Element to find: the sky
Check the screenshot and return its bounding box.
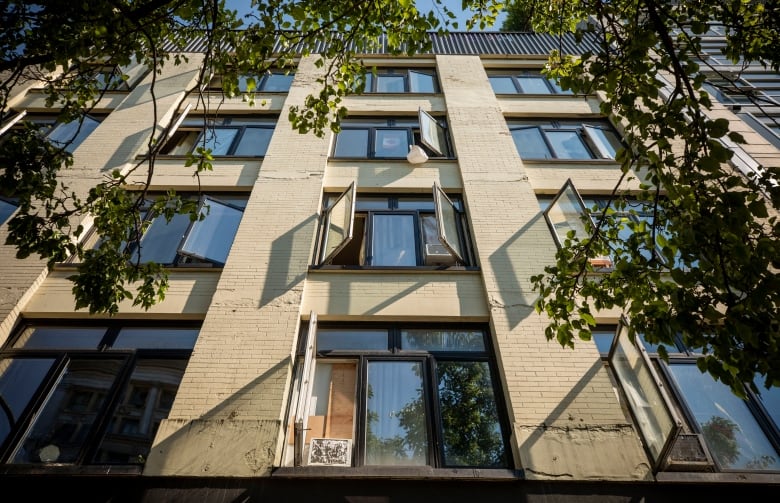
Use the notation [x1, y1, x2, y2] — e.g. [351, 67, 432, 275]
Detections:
[225, 0, 508, 32]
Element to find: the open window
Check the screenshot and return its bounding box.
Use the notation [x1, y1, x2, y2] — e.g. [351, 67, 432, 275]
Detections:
[360, 68, 438, 94]
[161, 114, 275, 157]
[177, 196, 245, 266]
[418, 108, 447, 157]
[332, 117, 452, 159]
[284, 320, 510, 468]
[542, 178, 592, 248]
[315, 184, 473, 268]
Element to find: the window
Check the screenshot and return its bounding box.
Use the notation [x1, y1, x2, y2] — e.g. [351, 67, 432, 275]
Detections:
[738, 112, 780, 149]
[315, 183, 474, 268]
[7, 113, 103, 154]
[122, 194, 246, 267]
[285, 317, 510, 468]
[360, 68, 438, 93]
[92, 65, 130, 91]
[488, 70, 573, 95]
[208, 71, 295, 93]
[0, 198, 18, 225]
[509, 119, 621, 160]
[0, 323, 199, 466]
[161, 116, 275, 156]
[333, 110, 452, 159]
[608, 321, 780, 472]
[540, 180, 668, 268]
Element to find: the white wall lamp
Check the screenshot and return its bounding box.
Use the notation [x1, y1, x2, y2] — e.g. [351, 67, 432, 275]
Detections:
[407, 144, 428, 164]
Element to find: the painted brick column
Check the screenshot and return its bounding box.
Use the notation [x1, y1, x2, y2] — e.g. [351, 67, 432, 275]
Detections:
[436, 55, 651, 481]
[145, 55, 328, 477]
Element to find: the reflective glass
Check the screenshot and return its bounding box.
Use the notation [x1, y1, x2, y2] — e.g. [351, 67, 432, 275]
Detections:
[401, 330, 484, 351]
[334, 129, 369, 157]
[668, 364, 780, 470]
[409, 71, 436, 93]
[46, 116, 100, 153]
[511, 127, 551, 159]
[365, 361, 427, 465]
[196, 128, 239, 155]
[545, 183, 589, 246]
[93, 359, 187, 464]
[317, 329, 388, 351]
[135, 212, 192, 264]
[755, 385, 780, 429]
[376, 75, 406, 93]
[233, 127, 273, 156]
[13, 327, 106, 349]
[371, 214, 417, 266]
[516, 77, 552, 94]
[262, 73, 294, 92]
[11, 359, 124, 464]
[0, 358, 56, 448]
[546, 130, 591, 159]
[437, 361, 507, 467]
[113, 328, 199, 350]
[489, 77, 518, 94]
[178, 198, 243, 265]
[374, 129, 409, 158]
[0, 199, 18, 225]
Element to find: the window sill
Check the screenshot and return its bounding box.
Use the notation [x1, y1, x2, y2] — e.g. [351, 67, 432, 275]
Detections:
[136, 155, 264, 161]
[350, 92, 442, 97]
[54, 262, 221, 271]
[521, 158, 618, 164]
[272, 465, 520, 480]
[309, 265, 480, 273]
[0, 463, 143, 476]
[329, 157, 456, 162]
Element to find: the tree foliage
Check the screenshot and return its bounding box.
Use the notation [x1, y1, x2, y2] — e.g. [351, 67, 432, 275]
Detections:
[0, 0, 501, 314]
[515, 0, 780, 395]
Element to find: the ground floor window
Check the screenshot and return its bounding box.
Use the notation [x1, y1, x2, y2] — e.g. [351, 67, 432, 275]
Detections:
[284, 318, 510, 469]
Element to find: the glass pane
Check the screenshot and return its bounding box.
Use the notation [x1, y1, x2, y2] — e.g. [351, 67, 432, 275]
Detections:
[545, 182, 589, 246]
[610, 327, 677, 463]
[93, 359, 187, 464]
[437, 361, 507, 467]
[420, 214, 440, 246]
[546, 130, 592, 159]
[371, 214, 417, 266]
[334, 129, 369, 158]
[113, 328, 199, 350]
[591, 330, 614, 354]
[374, 129, 409, 158]
[0, 199, 18, 225]
[237, 75, 258, 92]
[668, 364, 780, 470]
[365, 361, 427, 465]
[321, 184, 355, 264]
[196, 128, 239, 155]
[401, 330, 485, 351]
[584, 125, 621, 159]
[511, 127, 552, 159]
[178, 198, 244, 265]
[418, 110, 447, 157]
[135, 212, 192, 264]
[376, 75, 406, 93]
[755, 386, 780, 430]
[434, 186, 464, 262]
[516, 76, 552, 94]
[396, 198, 435, 211]
[46, 116, 100, 153]
[0, 358, 56, 448]
[317, 329, 388, 351]
[13, 327, 106, 349]
[548, 77, 573, 94]
[409, 71, 436, 93]
[11, 359, 123, 464]
[489, 77, 518, 94]
[233, 127, 273, 156]
[261, 73, 294, 92]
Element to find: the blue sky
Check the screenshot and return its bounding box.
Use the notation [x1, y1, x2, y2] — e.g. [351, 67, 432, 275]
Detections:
[225, 0, 507, 31]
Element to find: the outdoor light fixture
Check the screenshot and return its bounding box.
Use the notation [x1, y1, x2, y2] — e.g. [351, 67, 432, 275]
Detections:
[407, 144, 428, 164]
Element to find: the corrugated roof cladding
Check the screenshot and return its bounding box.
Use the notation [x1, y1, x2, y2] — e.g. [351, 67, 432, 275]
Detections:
[161, 31, 598, 56]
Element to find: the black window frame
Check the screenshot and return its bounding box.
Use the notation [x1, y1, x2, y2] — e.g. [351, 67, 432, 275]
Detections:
[0, 321, 200, 467]
[508, 119, 623, 160]
[487, 70, 574, 95]
[360, 68, 440, 94]
[207, 70, 296, 93]
[285, 318, 512, 469]
[4, 111, 105, 154]
[313, 184, 475, 269]
[160, 115, 276, 157]
[332, 112, 453, 160]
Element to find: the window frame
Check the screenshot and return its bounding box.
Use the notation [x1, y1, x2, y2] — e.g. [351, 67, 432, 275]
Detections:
[508, 119, 622, 160]
[332, 112, 452, 160]
[361, 68, 439, 94]
[286, 318, 511, 469]
[0, 321, 200, 467]
[314, 184, 474, 268]
[160, 115, 276, 157]
[207, 71, 295, 93]
[487, 70, 574, 95]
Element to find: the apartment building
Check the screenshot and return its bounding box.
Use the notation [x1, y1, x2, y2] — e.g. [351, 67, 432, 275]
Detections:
[0, 31, 778, 501]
